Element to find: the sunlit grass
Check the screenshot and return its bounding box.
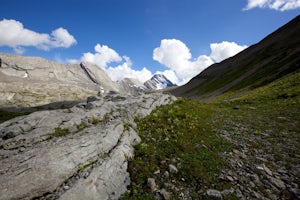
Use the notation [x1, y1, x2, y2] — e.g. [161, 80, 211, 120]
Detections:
[123, 71, 300, 199]
[122, 99, 233, 199]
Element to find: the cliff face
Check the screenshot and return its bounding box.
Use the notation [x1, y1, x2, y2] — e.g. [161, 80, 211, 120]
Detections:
[119, 78, 146, 95]
[0, 53, 138, 107]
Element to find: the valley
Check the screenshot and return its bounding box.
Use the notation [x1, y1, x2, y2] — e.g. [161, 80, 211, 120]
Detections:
[0, 15, 299, 200]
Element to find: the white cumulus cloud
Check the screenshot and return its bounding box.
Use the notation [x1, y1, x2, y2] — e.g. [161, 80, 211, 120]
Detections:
[210, 41, 248, 63]
[79, 44, 153, 83]
[81, 44, 122, 69]
[244, 0, 300, 11]
[0, 19, 76, 53]
[153, 39, 214, 84]
[50, 27, 77, 48]
[153, 39, 248, 85]
[73, 40, 247, 86]
[0, 19, 49, 49]
[106, 56, 153, 83]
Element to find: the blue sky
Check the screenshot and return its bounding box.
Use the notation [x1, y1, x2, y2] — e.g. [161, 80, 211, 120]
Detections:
[0, 0, 299, 84]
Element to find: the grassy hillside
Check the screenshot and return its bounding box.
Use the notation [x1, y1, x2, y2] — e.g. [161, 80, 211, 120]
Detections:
[122, 71, 300, 199]
[170, 15, 300, 101]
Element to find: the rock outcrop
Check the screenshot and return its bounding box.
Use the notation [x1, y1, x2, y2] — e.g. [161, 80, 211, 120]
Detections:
[0, 93, 176, 200]
[0, 53, 145, 107]
[119, 78, 146, 95]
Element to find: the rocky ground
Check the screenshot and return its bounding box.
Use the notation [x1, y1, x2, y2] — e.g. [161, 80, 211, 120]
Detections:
[0, 93, 176, 200]
[0, 93, 299, 200]
[215, 103, 300, 200]
[121, 97, 299, 200]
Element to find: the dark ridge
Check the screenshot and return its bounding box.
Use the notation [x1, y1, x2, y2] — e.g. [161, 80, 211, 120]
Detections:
[170, 15, 300, 101]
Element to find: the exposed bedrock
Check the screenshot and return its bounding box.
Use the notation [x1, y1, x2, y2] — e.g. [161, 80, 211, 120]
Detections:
[0, 93, 176, 200]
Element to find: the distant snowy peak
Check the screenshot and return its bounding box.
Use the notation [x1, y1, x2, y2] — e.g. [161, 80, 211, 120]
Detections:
[144, 74, 177, 90]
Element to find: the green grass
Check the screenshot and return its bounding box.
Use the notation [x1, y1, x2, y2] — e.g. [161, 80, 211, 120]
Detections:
[48, 127, 71, 138]
[123, 122, 131, 132]
[87, 111, 113, 125]
[122, 98, 233, 199]
[185, 45, 299, 99]
[232, 71, 300, 103]
[123, 71, 300, 199]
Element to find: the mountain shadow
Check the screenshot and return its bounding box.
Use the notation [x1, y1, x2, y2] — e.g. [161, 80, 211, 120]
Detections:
[170, 15, 300, 101]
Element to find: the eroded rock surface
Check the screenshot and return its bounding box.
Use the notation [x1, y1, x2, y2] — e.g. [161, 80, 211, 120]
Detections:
[0, 53, 146, 107]
[0, 93, 176, 200]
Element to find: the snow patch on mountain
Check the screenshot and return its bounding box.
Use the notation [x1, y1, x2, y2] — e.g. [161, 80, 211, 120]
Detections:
[144, 74, 177, 90]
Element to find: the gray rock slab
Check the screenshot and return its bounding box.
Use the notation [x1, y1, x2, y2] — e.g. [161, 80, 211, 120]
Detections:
[0, 93, 176, 200]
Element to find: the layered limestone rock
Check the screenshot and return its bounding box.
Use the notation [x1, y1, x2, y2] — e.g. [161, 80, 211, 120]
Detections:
[119, 78, 146, 95]
[0, 93, 176, 200]
[0, 53, 141, 107]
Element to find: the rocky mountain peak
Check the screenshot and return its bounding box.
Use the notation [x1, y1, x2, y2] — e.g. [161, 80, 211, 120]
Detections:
[144, 74, 177, 90]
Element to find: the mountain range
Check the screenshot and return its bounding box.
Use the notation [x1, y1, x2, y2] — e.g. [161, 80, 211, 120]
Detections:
[0, 15, 299, 200]
[0, 54, 175, 108]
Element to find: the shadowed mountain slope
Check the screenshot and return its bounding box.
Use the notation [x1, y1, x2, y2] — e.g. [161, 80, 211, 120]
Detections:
[170, 15, 300, 101]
